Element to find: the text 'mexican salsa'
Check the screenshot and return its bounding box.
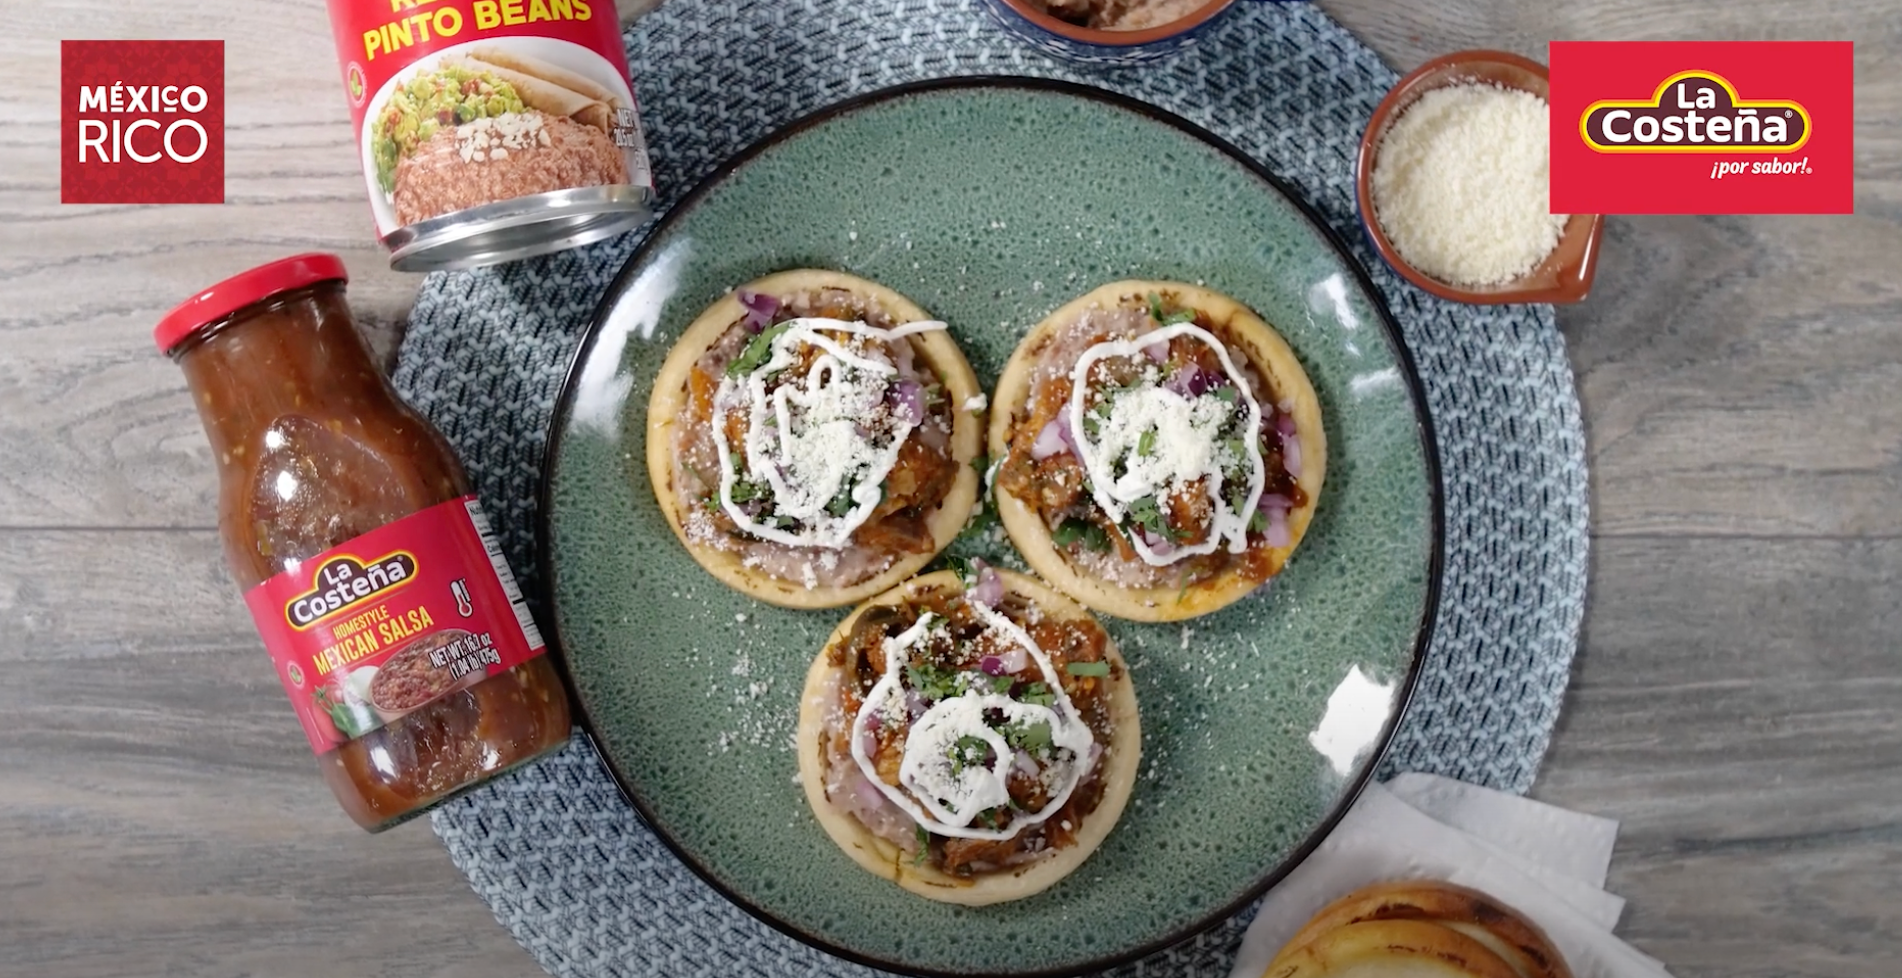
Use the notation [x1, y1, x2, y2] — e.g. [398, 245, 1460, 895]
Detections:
[157, 253, 570, 830]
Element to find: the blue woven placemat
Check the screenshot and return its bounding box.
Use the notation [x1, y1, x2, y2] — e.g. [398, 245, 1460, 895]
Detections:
[390, 2, 1589, 976]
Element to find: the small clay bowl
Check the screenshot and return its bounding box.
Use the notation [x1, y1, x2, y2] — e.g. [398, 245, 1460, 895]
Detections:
[982, 0, 1256, 64]
[1356, 49, 1604, 304]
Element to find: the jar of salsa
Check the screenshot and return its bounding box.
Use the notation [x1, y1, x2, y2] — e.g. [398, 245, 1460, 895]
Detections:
[157, 253, 571, 831]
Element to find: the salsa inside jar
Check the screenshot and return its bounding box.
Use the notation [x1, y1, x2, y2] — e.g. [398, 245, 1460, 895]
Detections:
[159, 254, 571, 831]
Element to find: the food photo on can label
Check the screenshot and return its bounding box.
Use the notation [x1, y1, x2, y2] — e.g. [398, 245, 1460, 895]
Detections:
[12, 2, 1886, 978]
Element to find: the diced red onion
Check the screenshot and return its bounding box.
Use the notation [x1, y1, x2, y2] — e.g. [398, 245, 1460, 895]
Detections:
[1140, 528, 1175, 557]
[891, 380, 924, 426]
[996, 647, 1027, 673]
[1012, 752, 1039, 777]
[860, 728, 879, 757]
[846, 774, 889, 818]
[980, 655, 1006, 677]
[1031, 417, 1068, 460]
[864, 711, 881, 732]
[970, 559, 1004, 608]
[1164, 364, 1218, 399]
[1258, 493, 1293, 511]
[905, 690, 927, 719]
[1277, 399, 1294, 414]
[1142, 338, 1168, 363]
[1275, 411, 1296, 437]
[737, 289, 779, 332]
[1284, 433, 1303, 479]
[1056, 409, 1081, 455]
[1265, 505, 1291, 548]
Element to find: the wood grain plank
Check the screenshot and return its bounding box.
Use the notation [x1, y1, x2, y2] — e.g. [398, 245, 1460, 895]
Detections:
[0, 650, 540, 978]
[1569, 213, 1902, 538]
[0, 530, 252, 663]
[1534, 535, 1902, 977]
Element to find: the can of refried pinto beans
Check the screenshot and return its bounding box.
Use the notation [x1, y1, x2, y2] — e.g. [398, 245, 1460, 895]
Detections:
[325, 0, 655, 271]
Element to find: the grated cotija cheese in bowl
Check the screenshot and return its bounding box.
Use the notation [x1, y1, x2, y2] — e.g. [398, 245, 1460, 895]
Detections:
[1371, 82, 1567, 288]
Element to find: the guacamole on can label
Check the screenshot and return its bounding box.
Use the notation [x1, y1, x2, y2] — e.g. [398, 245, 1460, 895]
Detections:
[325, 0, 655, 270]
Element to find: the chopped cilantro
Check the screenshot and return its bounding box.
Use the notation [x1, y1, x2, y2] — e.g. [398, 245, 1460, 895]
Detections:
[914, 824, 930, 865]
[825, 485, 856, 517]
[906, 661, 961, 702]
[725, 323, 791, 377]
[1066, 661, 1111, 678]
[1127, 494, 1188, 544]
[954, 504, 999, 543]
[985, 673, 1015, 695]
[1137, 428, 1157, 458]
[944, 554, 975, 585]
[729, 480, 765, 503]
[1052, 519, 1111, 554]
[1005, 720, 1053, 753]
[970, 451, 989, 476]
[976, 808, 1000, 830]
[923, 383, 946, 408]
[1146, 291, 1196, 326]
[948, 734, 991, 774]
[1249, 508, 1269, 533]
[1213, 385, 1239, 404]
[1020, 682, 1056, 707]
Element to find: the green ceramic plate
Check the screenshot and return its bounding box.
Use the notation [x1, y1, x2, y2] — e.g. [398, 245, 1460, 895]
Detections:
[540, 78, 1440, 977]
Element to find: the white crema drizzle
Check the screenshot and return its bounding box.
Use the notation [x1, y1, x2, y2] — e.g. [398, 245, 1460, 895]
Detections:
[711, 316, 947, 549]
[849, 605, 1097, 841]
[1067, 323, 1266, 567]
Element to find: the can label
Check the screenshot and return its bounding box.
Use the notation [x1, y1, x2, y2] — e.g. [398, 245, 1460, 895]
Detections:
[244, 496, 549, 754]
[325, 0, 654, 236]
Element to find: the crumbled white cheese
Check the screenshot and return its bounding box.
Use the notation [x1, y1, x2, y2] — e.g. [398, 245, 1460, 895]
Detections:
[1068, 324, 1266, 566]
[1372, 83, 1567, 287]
[712, 317, 947, 549]
[455, 112, 550, 163]
[849, 603, 1095, 841]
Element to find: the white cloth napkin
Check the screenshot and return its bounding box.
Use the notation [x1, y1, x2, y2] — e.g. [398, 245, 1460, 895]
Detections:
[1229, 774, 1672, 978]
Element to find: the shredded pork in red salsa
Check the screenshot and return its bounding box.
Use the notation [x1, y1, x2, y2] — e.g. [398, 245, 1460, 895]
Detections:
[997, 293, 1306, 591]
[673, 288, 962, 589]
[820, 574, 1118, 876]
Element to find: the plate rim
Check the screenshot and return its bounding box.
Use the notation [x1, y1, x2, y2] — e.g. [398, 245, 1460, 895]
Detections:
[535, 75, 1445, 978]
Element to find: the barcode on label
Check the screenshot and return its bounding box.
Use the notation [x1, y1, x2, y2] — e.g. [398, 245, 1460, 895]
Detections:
[464, 500, 546, 650]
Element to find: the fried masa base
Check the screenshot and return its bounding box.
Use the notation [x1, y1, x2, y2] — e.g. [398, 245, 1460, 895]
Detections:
[988, 279, 1328, 623]
[794, 570, 1142, 905]
[646, 269, 982, 609]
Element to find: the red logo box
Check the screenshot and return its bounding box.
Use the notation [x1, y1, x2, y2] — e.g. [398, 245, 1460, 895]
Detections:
[61, 40, 224, 204]
[1549, 41, 1853, 214]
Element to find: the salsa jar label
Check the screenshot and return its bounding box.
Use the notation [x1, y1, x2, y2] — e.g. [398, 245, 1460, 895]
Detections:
[243, 496, 548, 754]
[324, 0, 654, 237]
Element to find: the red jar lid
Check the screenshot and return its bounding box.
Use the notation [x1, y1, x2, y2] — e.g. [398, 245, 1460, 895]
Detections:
[153, 252, 349, 354]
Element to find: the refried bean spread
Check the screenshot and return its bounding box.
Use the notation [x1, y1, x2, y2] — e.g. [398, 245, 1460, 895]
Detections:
[157, 254, 571, 831]
[1026, 0, 1212, 30]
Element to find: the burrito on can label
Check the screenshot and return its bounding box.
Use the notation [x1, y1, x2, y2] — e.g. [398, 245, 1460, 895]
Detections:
[326, 0, 656, 271]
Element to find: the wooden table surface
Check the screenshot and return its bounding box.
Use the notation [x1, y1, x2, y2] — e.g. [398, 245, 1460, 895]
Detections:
[4, 2, 1897, 976]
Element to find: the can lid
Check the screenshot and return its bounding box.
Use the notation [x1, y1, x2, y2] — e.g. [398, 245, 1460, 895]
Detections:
[153, 253, 349, 354]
